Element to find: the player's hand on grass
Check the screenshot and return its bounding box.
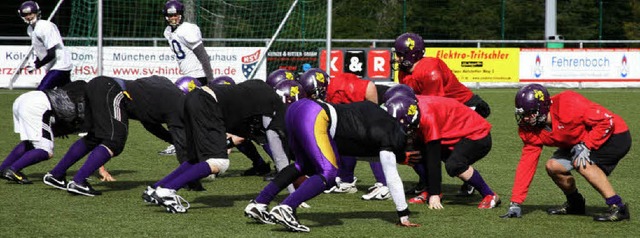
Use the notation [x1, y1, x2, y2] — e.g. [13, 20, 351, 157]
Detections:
[396, 216, 420, 227]
[428, 195, 444, 209]
[99, 166, 116, 182]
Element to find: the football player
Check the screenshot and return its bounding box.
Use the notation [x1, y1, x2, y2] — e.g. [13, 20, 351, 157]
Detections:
[147, 80, 295, 213]
[163, 0, 213, 86]
[0, 81, 115, 184]
[18, 1, 72, 90]
[297, 69, 392, 201]
[42, 75, 188, 197]
[501, 84, 631, 222]
[393, 32, 491, 198]
[266, 69, 297, 88]
[385, 95, 500, 210]
[244, 98, 420, 232]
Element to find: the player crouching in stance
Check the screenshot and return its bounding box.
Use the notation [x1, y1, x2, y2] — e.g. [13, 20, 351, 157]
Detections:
[1, 81, 88, 184]
[385, 95, 500, 209]
[244, 98, 420, 232]
[501, 84, 631, 222]
[147, 80, 292, 213]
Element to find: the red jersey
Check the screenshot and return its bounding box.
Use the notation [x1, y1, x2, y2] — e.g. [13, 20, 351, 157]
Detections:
[326, 72, 369, 104]
[399, 57, 473, 104]
[510, 90, 629, 204]
[416, 95, 491, 146]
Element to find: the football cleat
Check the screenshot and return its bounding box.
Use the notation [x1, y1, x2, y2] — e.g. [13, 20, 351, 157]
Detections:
[152, 187, 190, 213]
[547, 197, 586, 215]
[408, 191, 443, 204]
[142, 186, 159, 205]
[67, 181, 102, 197]
[456, 182, 476, 197]
[244, 200, 275, 224]
[361, 183, 391, 200]
[158, 144, 176, 156]
[43, 173, 67, 190]
[593, 204, 630, 222]
[298, 202, 311, 209]
[478, 194, 501, 209]
[324, 177, 357, 194]
[405, 182, 426, 195]
[242, 163, 271, 176]
[270, 205, 310, 232]
[1, 168, 33, 184]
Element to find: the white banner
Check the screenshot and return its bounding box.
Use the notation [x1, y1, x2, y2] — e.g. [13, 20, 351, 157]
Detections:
[519, 48, 640, 82]
[0, 46, 267, 88]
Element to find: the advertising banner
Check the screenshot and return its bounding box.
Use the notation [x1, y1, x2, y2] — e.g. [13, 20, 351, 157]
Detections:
[0, 46, 267, 88]
[320, 48, 393, 81]
[519, 48, 640, 82]
[426, 48, 520, 82]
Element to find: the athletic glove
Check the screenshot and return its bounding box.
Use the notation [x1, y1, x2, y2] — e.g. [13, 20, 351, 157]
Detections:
[500, 202, 522, 218]
[570, 142, 592, 169]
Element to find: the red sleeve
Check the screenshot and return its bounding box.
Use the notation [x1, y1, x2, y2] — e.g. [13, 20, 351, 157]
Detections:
[582, 105, 615, 150]
[510, 131, 543, 204]
[326, 73, 368, 104]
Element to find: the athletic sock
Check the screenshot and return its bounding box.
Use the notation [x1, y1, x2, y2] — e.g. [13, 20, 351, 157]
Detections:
[237, 141, 265, 167]
[338, 156, 357, 183]
[73, 146, 112, 184]
[164, 161, 212, 190]
[369, 161, 387, 185]
[466, 169, 494, 197]
[0, 141, 32, 171]
[282, 175, 325, 210]
[605, 194, 624, 208]
[9, 149, 49, 171]
[50, 139, 90, 178]
[154, 161, 194, 188]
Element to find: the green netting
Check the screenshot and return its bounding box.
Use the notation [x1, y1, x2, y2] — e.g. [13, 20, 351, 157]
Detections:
[67, 0, 327, 72]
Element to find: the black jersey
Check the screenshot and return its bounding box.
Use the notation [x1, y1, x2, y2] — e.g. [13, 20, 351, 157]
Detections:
[124, 75, 185, 127]
[210, 80, 286, 138]
[325, 100, 406, 159]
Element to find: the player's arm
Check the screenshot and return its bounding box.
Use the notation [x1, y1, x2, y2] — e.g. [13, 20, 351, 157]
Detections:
[582, 105, 615, 150]
[422, 139, 444, 209]
[35, 47, 56, 68]
[379, 150, 419, 227]
[364, 81, 378, 104]
[193, 44, 214, 82]
[141, 122, 173, 144]
[509, 143, 543, 204]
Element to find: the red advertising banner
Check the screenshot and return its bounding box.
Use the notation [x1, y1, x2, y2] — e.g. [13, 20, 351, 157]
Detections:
[319, 50, 344, 76]
[367, 49, 392, 79]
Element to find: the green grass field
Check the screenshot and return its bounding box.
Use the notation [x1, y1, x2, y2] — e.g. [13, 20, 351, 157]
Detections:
[0, 88, 638, 237]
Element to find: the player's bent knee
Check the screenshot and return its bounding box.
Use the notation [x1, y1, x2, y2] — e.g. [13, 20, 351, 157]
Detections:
[445, 161, 467, 177]
[545, 159, 569, 174]
[101, 141, 125, 156]
[206, 158, 230, 175]
[272, 164, 302, 188]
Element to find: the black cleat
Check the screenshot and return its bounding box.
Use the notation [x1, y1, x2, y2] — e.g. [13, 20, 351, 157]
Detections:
[456, 182, 476, 197]
[405, 182, 426, 195]
[547, 197, 586, 215]
[67, 181, 102, 197]
[243, 163, 271, 176]
[2, 168, 33, 184]
[593, 204, 630, 222]
[43, 172, 67, 190]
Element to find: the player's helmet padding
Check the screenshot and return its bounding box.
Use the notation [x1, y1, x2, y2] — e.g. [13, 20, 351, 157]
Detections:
[175, 76, 201, 94]
[382, 95, 420, 134]
[266, 69, 296, 88]
[393, 33, 425, 72]
[274, 80, 307, 105]
[18, 1, 40, 24]
[515, 83, 551, 129]
[163, 0, 184, 27]
[298, 68, 329, 100]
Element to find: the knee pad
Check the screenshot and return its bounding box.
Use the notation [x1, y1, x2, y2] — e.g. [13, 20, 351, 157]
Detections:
[206, 158, 230, 175]
[445, 159, 468, 177]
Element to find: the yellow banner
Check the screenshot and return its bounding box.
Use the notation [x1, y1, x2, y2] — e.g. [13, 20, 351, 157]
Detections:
[425, 48, 520, 82]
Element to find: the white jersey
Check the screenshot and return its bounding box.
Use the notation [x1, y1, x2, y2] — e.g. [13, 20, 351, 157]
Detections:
[163, 22, 206, 78]
[27, 20, 72, 71]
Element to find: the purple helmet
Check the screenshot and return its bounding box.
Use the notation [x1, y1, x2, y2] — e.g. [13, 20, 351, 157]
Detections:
[515, 83, 551, 129]
[163, 0, 184, 27]
[266, 69, 296, 88]
[274, 80, 307, 105]
[175, 76, 201, 94]
[393, 33, 425, 72]
[382, 95, 420, 133]
[18, 1, 40, 24]
[382, 84, 416, 103]
[209, 76, 236, 86]
[298, 68, 329, 100]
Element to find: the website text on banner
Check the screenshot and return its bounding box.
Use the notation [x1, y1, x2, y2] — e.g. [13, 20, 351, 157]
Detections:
[0, 46, 267, 88]
[426, 48, 520, 83]
[519, 48, 640, 83]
